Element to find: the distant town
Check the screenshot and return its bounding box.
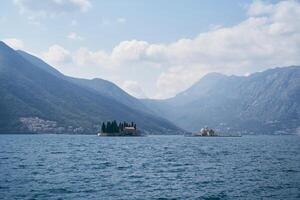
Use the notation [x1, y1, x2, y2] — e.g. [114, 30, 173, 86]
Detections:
[20, 117, 85, 134]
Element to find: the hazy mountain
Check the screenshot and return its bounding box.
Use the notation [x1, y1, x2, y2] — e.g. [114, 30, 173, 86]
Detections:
[17, 50, 63, 78]
[0, 41, 182, 134]
[18, 50, 153, 114]
[3, 40, 299, 135]
[143, 66, 300, 134]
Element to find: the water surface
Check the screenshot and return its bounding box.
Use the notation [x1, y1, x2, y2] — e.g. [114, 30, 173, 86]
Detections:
[0, 134, 299, 199]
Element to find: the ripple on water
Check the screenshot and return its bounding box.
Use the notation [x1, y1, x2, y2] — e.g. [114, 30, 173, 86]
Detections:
[0, 135, 299, 200]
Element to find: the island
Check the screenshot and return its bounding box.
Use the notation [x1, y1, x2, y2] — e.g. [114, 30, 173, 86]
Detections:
[97, 121, 142, 136]
[191, 127, 241, 137]
[192, 127, 217, 136]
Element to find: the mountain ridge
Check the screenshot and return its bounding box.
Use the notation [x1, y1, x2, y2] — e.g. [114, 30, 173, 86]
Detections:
[0, 41, 183, 134]
[2, 40, 299, 135]
[17, 49, 155, 115]
[143, 66, 300, 134]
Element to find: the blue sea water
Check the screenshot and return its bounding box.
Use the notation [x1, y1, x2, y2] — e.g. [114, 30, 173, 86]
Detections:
[0, 134, 299, 200]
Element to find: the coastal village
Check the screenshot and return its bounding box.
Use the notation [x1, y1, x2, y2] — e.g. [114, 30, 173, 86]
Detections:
[20, 117, 84, 134]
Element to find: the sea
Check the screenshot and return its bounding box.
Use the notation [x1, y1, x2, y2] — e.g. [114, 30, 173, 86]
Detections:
[0, 134, 299, 200]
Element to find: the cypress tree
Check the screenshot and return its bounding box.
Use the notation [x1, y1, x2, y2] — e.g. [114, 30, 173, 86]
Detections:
[107, 121, 111, 133]
[120, 123, 124, 131]
[118, 122, 121, 132]
[101, 122, 106, 133]
[113, 120, 117, 132]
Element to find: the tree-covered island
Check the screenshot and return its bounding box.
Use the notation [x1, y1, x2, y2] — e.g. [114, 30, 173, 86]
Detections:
[98, 120, 141, 136]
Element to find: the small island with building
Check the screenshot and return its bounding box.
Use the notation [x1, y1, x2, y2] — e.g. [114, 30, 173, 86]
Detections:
[97, 120, 142, 136]
[191, 127, 242, 137]
[192, 127, 217, 136]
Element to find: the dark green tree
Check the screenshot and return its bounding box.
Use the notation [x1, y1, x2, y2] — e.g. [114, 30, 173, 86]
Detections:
[102, 120, 137, 134]
[101, 122, 106, 133]
[112, 120, 116, 132]
[107, 121, 111, 133]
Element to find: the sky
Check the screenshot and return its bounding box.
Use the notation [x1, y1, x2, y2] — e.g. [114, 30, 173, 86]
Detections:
[1, 0, 300, 99]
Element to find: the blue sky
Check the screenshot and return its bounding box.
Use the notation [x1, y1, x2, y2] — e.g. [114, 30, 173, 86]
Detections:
[1, 0, 299, 98]
[1, 0, 253, 51]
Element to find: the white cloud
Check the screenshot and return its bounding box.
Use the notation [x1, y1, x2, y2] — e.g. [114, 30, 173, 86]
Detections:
[122, 80, 147, 99]
[111, 40, 150, 63]
[67, 32, 84, 40]
[69, 0, 91, 12]
[73, 47, 110, 66]
[247, 0, 274, 16]
[117, 18, 126, 23]
[40, 1, 300, 99]
[2, 38, 24, 50]
[42, 44, 71, 65]
[155, 65, 209, 99]
[209, 24, 223, 31]
[14, 0, 91, 20]
[99, 18, 127, 26]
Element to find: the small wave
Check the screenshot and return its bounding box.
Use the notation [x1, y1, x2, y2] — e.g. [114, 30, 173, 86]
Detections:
[48, 188, 73, 194]
[50, 151, 65, 154]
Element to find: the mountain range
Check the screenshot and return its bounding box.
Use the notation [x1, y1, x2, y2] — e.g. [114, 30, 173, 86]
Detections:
[1, 40, 299, 135]
[143, 67, 300, 134]
[0, 41, 182, 134]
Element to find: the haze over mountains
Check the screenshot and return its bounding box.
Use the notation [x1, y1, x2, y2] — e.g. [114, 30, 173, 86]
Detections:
[143, 67, 300, 134]
[0, 41, 299, 135]
[0, 41, 182, 134]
